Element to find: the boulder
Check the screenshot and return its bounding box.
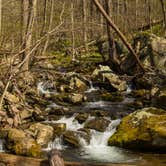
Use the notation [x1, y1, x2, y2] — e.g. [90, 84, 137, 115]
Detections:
[50, 123, 66, 136]
[28, 123, 54, 147]
[70, 77, 87, 92]
[63, 130, 90, 147]
[92, 65, 127, 91]
[7, 128, 41, 157]
[101, 93, 124, 102]
[68, 93, 86, 104]
[75, 113, 89, 124]
[84, 117, 110, 132]
[13, 137, 41, 157]
[154, 89, 166, 110]
[108, 107, 166, 151]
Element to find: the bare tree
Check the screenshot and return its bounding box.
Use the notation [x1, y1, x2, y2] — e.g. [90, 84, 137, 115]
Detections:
[82, 0, 88, 51]
[160, 0, 166, 36]
[92, 0, 145, 72]
[21, 0, 37, 72]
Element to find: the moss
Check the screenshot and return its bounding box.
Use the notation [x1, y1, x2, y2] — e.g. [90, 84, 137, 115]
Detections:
[101, 93, 124, 102]
[108, 107, 166, 150]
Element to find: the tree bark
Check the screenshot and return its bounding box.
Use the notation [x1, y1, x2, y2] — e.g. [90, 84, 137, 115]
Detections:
[71, 0, 76, 60]
[82, 0, 88, 51]
[21, 0, 37, 72]
[0, 0, 2, 36]
[42, 0, 54, 55]
[92, 0, 145, 72]
[160, 0, 166, 36]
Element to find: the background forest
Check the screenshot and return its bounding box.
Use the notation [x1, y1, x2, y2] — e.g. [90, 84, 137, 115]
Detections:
[0, 1, 166, 166]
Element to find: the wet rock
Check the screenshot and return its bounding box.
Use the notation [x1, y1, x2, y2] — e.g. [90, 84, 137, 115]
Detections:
[69, 93, 86, 104]
[28, 123, 54, 147]
[132, 89, 151, 99]
[108, 107, 166, 151]
[63, 130, 90, 147]
[92, 65, 127, 91]
[75, 113, 89, 124]
[5, 92, 19, 103]
[47, 115, 62, 121]
[101, 93, 124, 102]
[50, 123, 66, 136]
[48, 107, 70, 116]
[154, 89, 166, 110]
[90, 110, 109, 117]
[70, 77, 87, 92]
[84, 117, 110, 132]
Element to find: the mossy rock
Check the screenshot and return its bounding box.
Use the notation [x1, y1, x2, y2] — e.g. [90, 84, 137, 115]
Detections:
[13, 137, 41, 157]
[108, 107, 166, 151]
[101, 93, 124, 102]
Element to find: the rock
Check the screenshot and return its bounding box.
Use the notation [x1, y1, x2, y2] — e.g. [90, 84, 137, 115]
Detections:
[8, 129, 26, 143]
[5, 92, 19, 103]
[90, 110, 109, 117]
[20, 110, 33, 121]
[92, 65, 127, 91]
[75, 113, 89, 124]
[13, 137, 41, 157]
[108, 107, 166, 151]
[154, 89, 166, 110]
[7, 128, 41, 157]
[70, 77, 87, 92]
[101, 93, 124, 102]
[28, 123, 54, 147]
[50, 123, 66, 136]
[84, 117, 110, 132]
[63, 130, 90, 147]
[69, 93, 86, 104]
[48, 107, 70, 116]
[132, 89, 151, 100]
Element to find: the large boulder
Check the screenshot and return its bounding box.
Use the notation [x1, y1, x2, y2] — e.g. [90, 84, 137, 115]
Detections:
[7, 128, 41, 157]
[84, 117, 110, 132]
[108, 107, 166, 151]
[28, 123, 54, 147]
[92, 65, 127, 91]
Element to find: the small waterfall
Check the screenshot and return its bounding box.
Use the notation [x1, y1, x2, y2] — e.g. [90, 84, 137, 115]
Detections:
[85, 81, 98, 93]
[37, 82, 56, 95]
[0, 139, 5, 152]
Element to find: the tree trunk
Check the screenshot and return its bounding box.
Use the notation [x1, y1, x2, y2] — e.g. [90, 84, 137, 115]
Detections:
[42, 0, 54, 55]
[21, 0, 37, 72]
[71, 0, 76, 61]
[105, 0, 120, 70]
[0, 0, 2, 36]
[160, 0, 166, 36]
[92, 0, 145, 72]
[82, 0, 88, 51]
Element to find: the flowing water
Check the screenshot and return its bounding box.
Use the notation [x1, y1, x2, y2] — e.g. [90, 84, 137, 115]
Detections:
[39, 81, 166, 165]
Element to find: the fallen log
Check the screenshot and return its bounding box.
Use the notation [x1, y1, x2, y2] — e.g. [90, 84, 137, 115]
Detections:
[0, 153, 136, 166]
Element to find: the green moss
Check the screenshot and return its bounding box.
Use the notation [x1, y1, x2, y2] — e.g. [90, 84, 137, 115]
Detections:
[108, 107, 166, 149]
[101, 93, 124, 102]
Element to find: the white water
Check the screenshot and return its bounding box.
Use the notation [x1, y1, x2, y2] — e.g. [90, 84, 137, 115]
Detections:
[85, 81, 98, 93]
[0, 139, 5, 152]
[37, 82, 57, 95]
